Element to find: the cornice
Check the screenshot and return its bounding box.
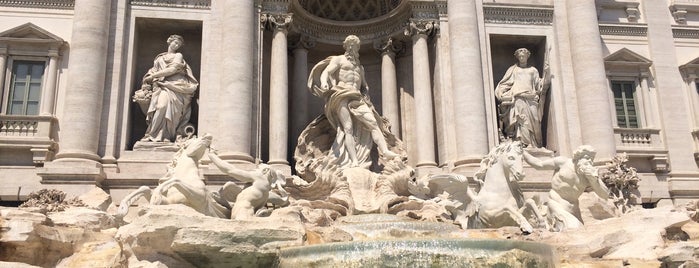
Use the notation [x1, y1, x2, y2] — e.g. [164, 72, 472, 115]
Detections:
[0, 0, 73, 9]
[598, 23, 648, 37]
[483, 4, 553, 25]
[673, 26, 699, 39]
[130, 0, 210, 10]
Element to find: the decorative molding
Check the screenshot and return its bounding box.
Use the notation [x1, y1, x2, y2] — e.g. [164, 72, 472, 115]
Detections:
[373, 37, 404, 56]
[669, 1, 699, 24]
[673, 27, 699, 38]
[599, 23, 648, 36]
[261, 0, 290, 13]
[596, 0, 641, 23]
[409, 0, 440, 20]
[483, 5, 553, 25]
[405, 19, 438, 38]
[0, 0, 73, 9]
[266, 13, 293, 32]
[130, 0, 210, 9]
[289, 0, 411, 45]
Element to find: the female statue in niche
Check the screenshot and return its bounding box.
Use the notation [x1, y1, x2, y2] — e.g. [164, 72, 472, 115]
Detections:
[495, 47, 550, 148]
[133, 34, 199, 142]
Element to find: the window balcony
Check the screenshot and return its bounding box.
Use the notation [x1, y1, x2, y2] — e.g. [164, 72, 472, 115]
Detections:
[0, 115, 57, 165]
[614, 127, 669, 172]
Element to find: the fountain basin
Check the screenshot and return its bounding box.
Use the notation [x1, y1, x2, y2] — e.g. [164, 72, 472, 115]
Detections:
[279, 238, 557, 267]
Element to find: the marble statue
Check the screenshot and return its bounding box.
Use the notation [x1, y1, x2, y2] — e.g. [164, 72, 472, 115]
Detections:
[495, 48, 550, 148]
[523, 145, 611, 231]
[208, 152, 289, 220]
[468, 140, 543, 233]
[290, 35, 412, 216]
[307, 34, 399, 168]
[117, 134, 231, 218]
[133, 34, 199, 142]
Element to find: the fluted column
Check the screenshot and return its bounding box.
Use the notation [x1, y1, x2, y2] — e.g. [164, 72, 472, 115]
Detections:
[408, 20, 438, 171]
[54, 0, 111, 162]
[40, 49, 59, 116]
[448, 0, 489, 170]
[219, 0, 255, 163]
[566, 0, 616, 161]
[267, 13, 292, 172]
[290, 36, 314, 150]
[375, 38, 402, 137]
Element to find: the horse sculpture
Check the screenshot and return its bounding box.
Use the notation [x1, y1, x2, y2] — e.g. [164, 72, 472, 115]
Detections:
[117, 134, 231, 218]
[466, 140, 544, 233]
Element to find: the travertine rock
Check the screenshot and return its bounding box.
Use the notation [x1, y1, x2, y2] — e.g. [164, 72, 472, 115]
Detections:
[78, 187, 112, 211]
[658, 241, 699, 268]
[49, 207, 116, 231]
[579, 192, 618, 223]
[543, 206, 690, 261]
[56, 240, 125, 268]
[116, 204, 305, 267]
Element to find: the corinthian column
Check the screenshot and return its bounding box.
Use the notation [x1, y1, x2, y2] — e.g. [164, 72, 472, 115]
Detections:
[448, 0, 489, 170]
[54, 0, 111, 162]
[290, 36, 315, 150]
[267, 13, 292, 173]
[374, 38, 402, 138]
[407, 19, 438, 172]
[566, 0, 616, 161]
[219, 0, 255, 163]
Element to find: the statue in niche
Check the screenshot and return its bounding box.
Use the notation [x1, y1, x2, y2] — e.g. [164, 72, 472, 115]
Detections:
[523, 145, 611, 231]
[133, 34, 199, 143]
[495, 48, 550, 148]
[290, 35, 412, 215]
[308, 34, 399, 168]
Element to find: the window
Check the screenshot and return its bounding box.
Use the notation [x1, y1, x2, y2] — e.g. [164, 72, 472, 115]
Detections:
[7, 60, 44, 115]
[611, 80, 639, 128]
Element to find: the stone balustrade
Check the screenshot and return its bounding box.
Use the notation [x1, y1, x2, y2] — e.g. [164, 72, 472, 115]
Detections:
[130, 0, 210, 9]
[614, 127, 669, 172]
[0, 115, 57, 165]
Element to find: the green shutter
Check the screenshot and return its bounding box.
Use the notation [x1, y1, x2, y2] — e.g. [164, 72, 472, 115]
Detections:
[7, 61, 44, 115]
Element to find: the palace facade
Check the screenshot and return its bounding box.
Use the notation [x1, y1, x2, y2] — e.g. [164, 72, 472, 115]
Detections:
[0, 0, 698, 205]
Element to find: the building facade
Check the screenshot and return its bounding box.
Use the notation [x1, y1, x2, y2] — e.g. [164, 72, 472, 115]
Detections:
[0, 0, 698, 204]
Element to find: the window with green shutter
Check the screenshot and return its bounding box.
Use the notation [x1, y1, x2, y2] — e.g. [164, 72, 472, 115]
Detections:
[7, 60, 45, 115]
[611, 80, 639, 128]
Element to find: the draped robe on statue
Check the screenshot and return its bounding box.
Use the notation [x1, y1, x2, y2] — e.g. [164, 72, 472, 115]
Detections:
[304, 56, 396, 169]
[142, 52, 199, 142]
[495, 64, 544, 147]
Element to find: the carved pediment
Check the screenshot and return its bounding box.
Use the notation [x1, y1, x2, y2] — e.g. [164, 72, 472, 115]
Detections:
[604, 48, 652, 68]
[0, 23, 64, 45]
[679, 56, 699, 77]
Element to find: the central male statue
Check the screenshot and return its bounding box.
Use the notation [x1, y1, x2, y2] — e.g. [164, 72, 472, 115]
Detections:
[307, 35, 399, 168]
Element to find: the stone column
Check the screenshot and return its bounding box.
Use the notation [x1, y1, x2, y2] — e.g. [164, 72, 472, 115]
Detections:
[54, 0, 111, 162]
[375, 38, 402, 137]
[688, 75, 699, 127]
[290, 36, 314, 150]
[40, 50, 59, 116]
[267, 13, 292, 173]
[219, 0, 255, 163]
[408, 20, 438, 171]
[639, 74, 655, 127]
[448, 0, 489, 170]
[0, 48, 6, 94]
[566, 0, 616, 161]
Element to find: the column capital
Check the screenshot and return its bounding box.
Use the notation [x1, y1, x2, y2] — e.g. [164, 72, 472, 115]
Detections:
[289, 35, 315, 50]
[0, 46, 7, 56]
[404, 19, 439, 38]
[373, 37, 404, 57]
[263, 13, 293, 32]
